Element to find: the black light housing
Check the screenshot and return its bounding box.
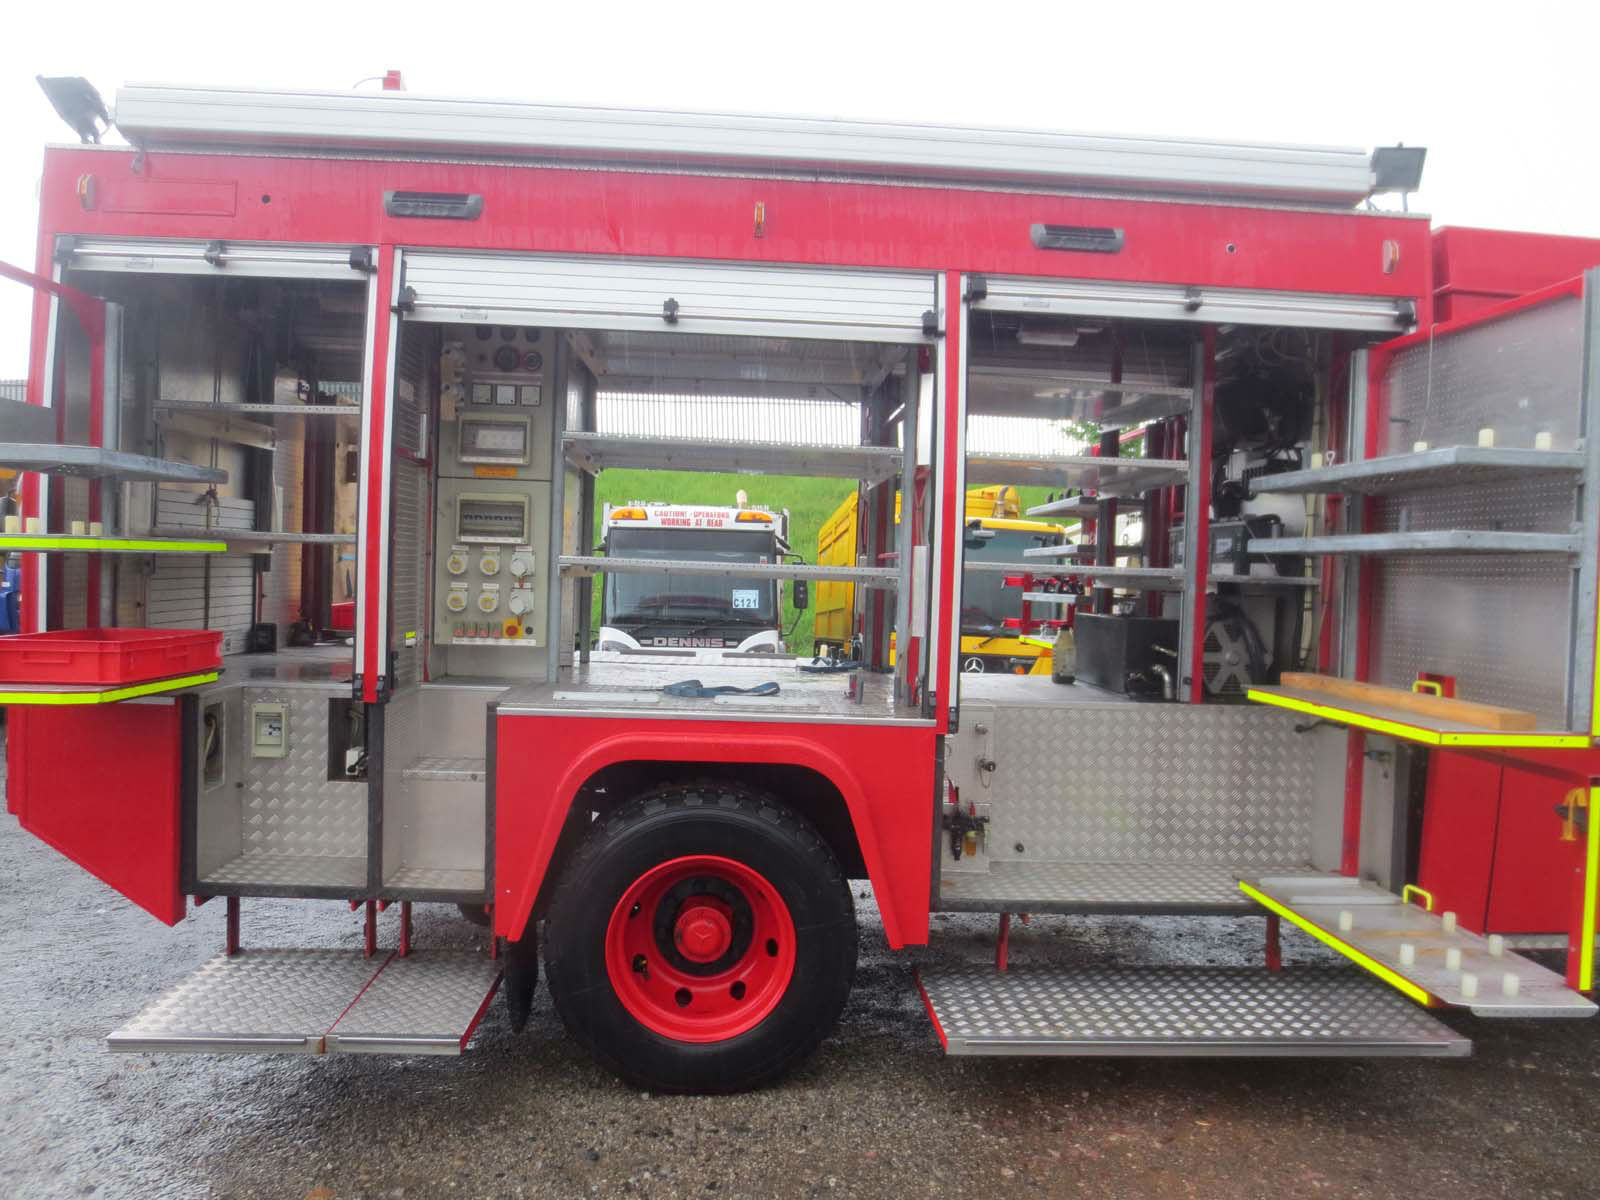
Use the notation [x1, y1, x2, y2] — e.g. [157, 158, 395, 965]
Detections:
[36, 75, 110, 144]
[1371, 145, 1427, 194]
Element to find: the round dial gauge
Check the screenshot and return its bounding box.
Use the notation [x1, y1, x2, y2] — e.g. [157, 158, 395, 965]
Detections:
[492, 345, 521, 372]
[445, 590, 468, 613]
[479, 552, 501, 576]
[477, 590, 500, 614]
[445, 551, 469, 576]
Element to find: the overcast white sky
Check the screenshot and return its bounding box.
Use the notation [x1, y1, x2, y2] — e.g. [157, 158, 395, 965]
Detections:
[2, 0, 1598, 377]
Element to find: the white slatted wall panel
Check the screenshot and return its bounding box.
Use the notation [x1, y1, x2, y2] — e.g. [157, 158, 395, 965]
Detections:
[148, 488, 257, 652]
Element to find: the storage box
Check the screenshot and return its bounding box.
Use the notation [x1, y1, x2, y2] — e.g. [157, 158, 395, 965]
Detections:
[1074, 614, 1179, 695]
[0, 628, 222, 686]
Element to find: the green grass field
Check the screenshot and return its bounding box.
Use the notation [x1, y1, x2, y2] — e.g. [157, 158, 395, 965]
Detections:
[591, 470, 859, 656]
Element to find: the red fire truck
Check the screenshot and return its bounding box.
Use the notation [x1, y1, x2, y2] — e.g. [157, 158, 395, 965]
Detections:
[5, 76, 1600, 1092]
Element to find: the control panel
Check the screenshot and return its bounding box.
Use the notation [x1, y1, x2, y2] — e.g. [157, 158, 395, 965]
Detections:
[433, 326, 556, 650]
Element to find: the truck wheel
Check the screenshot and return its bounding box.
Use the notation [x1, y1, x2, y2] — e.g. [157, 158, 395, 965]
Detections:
[544, 781, 857, 1093]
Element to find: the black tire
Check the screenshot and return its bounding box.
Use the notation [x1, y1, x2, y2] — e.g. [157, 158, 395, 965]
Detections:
[544, 781, 857, 1093]
[457, 902, 490, 927]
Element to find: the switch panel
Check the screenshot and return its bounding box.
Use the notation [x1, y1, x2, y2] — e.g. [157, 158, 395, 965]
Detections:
[251, 702, 287, 759]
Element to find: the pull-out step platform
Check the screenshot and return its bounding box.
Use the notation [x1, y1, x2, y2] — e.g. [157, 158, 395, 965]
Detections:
[916, 964, 1470, 1057]
[1242, 875, 1597, 1018]
[107, 949, 502, 1055]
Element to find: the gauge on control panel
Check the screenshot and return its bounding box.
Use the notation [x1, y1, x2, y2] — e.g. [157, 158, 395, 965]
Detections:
[479, 551, 501, 576]
[493, 344, 521, 372]
[445, 588, 469, 613]
[446, 549, 469, 576]
[477, 590, 500, 614]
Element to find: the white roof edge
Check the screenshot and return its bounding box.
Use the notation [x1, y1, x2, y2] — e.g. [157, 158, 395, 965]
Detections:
[111, 84, 1382, 207]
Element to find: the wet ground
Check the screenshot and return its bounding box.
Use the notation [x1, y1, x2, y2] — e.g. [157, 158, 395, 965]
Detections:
[3, 811, 1599, 1200]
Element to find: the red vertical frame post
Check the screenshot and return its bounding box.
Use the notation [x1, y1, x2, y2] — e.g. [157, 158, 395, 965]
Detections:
[1185, 328, 1215, 703]
[931, 273, 964, 730]
[355, 247, 399, 702]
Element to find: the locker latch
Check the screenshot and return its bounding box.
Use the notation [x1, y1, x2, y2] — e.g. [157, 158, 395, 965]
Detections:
[1557, 788, 1589, 842]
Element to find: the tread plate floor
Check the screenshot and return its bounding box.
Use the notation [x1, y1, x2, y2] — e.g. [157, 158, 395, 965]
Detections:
[917, 964, 1471, 1057]
[107, 948, 501, 1055]
[938, 861, 1323, 913]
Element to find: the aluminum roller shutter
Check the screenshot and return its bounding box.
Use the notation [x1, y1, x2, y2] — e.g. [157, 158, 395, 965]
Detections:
[974, 275, 1414, 333]
[59, 237, 373, 281]
[400, 252, 937, 344]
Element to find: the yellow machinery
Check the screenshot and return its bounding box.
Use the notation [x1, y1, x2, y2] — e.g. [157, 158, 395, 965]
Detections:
[816, 485, 1067, 674]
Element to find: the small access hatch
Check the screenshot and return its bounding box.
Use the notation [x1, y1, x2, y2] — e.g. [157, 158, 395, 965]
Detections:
[108, 948, 501, 1055]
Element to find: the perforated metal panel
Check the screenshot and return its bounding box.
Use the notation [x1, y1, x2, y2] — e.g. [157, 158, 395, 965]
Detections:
[389, 461, 427, 687]
[1372, 555, 1575, 726]
[1368, 293, 1590, 728]
[971, 704, 1321, 867]
[1381, 296, 1585, 456]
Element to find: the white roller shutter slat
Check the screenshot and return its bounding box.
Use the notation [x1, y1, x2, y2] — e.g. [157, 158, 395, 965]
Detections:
[975, 275, 1412, 333]
[63, 237, 372, 281]
[402, 252, 935, 343]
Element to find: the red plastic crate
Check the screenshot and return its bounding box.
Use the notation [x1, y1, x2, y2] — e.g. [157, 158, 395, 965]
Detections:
[0, 628, 222, 687]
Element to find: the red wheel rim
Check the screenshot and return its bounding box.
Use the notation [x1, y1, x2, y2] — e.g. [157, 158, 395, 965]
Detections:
[605, 854, 797, 1043]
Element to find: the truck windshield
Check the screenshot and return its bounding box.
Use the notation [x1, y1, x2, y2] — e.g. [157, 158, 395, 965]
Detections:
[606, 528, 779, 624]
[961, 527, 1061, 635]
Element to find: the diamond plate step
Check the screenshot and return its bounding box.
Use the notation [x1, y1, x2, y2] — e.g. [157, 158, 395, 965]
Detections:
[401, 756, 487, 782]
[108, 949, 501, 1055]
[916, 964, 1471, 1057]
[938, 860, 1322, 913]
[1243, 874, 1598, 1018]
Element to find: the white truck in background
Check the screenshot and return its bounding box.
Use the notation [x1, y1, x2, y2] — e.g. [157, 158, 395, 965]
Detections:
[595, 499, 798, 658]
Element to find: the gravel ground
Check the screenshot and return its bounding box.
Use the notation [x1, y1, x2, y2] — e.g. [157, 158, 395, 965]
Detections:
[4, 809, 1600, 1200]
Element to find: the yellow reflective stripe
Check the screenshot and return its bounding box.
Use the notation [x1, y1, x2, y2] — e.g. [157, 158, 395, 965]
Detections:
[1583, 786, 1600, 992]
[0, 537, 227, 553]
[1246, 689, 1589, 750]
[1238, 881, 1436, 1007]
[1441, 731, 1590, 749]
[0, 671, 218, 706]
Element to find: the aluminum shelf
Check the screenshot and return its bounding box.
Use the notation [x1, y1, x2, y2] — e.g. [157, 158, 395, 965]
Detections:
[1020, 543, 1144, 559]
[0, 443, 226, 484]
[968, 370, 1194, 428]
[563, 432, 903, 483]
[0, 533, 227, 554]
[966, 454, 1188, 495]
[1025, 495, 1100, 519]
[1257, 531, 1582, 556]
[151, 528, 356, 548]
[1008, 563, 1183, 590]
[1249, 446, 1587, 497]
[559, 554, 898, 587]
[1246, 684, 1587, 749]
[158, 401, 359, 418]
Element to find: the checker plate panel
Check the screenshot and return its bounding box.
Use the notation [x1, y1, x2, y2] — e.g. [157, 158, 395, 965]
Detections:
[982, 704, 1322, 865]
[107, 949, 501, 1055]
[918, 964, 1471, 1057]
[938, 861, 1321, 912]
